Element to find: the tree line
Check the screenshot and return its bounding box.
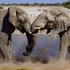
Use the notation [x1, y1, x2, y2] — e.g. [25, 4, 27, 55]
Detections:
[63, 1, 70, 9]
[0, 1, 70, 8]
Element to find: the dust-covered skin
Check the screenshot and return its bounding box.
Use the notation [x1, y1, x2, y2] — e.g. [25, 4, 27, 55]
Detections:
[29, 7, 70, 61]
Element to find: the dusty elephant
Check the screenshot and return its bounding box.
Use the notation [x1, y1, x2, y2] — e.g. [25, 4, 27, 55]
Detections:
[25, 7, 70, 60]
[1, 6, 34, 61]
[1, 6, 32, 44]
[0, 8, 11, 61]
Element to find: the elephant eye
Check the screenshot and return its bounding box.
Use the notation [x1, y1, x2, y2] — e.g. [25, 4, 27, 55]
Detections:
[45, 17, 48, 20]
[32, 29, 39, 34]
[47, 21, 54, 26]
[47, 21, 54, 23]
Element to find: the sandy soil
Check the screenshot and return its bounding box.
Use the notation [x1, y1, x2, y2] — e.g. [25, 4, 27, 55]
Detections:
[0, 59, 70, 70]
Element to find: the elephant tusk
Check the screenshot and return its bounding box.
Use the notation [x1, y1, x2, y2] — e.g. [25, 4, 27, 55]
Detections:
[34, 27, 41, 29]
[33, 34, 35, 36]
[29, 32, 32, 34]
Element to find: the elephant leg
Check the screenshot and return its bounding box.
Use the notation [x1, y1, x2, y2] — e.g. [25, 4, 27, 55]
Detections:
[59, 32, 68, 59]
[68, 46, 70, 53]
[0, 48, 4, 60]
[23, 32, 35, 56]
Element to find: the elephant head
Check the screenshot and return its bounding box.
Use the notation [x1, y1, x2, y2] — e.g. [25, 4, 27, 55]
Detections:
[1, 6, 31, 45]
[30, 10, 55, 34]
[31, 8, 70, 34]
[8, 6, 31, 33]
[15, 8, 31, 33]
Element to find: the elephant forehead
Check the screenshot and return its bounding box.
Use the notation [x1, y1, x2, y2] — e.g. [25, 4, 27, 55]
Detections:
[9, 6, 17, 14]
[16, 7, 26, 14]
[16, 8, 31, 25]
[16, 8, 28, 19]
[42, 10, 55, 21]
[32, 17, 47, 27]
[46, 13, 55, 21]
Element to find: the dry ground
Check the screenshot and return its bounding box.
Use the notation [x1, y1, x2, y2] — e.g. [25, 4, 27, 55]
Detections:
[0, 59, 70, 70]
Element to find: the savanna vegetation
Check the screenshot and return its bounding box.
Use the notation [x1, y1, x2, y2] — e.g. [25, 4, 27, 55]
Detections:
[63, 1, 70, 9]
[0, 1, 70, 9]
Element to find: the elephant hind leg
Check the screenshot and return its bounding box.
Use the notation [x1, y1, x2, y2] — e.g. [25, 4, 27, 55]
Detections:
[0, 48, 4, 60]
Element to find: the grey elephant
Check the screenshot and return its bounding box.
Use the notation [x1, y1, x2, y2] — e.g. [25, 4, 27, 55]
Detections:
[24, 8, 70, 60]
[1, 6, 34, 61]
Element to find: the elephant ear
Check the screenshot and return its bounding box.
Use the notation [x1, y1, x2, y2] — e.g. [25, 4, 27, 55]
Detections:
[16, 8, 31, 33]
[56, 12, 70, 33]
[46, 8, 70, 33]
[1, 7, 15, 34]
[1, 7, 16, 45]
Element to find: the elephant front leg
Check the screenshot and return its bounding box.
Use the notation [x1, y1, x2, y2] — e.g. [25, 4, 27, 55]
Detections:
[59, 32, 68, 60]
[0, 48, 4, 60]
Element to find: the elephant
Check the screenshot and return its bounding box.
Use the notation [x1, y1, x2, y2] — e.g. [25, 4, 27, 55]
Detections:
[24, 8, 70, 61]
[1, 6, 34, 61]
[1, 6, 34, 45]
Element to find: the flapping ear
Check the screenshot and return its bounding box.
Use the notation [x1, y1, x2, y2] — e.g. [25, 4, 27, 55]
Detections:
[1, 8, 15, 34]
[1, 8, 15, 45]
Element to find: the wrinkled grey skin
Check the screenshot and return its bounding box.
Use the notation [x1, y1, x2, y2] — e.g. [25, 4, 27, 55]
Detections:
[30, 10, 55, 34]
[29, 8, 70, 60]
[9, 6, 31, 33]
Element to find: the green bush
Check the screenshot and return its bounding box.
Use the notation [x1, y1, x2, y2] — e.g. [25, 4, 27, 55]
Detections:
[63, 1, 70, 9]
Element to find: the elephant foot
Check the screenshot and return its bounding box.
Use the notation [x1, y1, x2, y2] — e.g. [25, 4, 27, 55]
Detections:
[23, 52, 31, 56]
